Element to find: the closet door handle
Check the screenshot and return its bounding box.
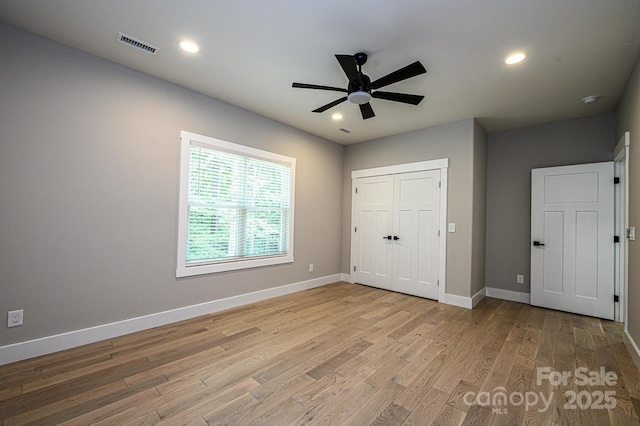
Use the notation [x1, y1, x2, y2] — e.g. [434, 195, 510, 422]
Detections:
[383, 235, 392, 240]
[393, 236, 400, 241]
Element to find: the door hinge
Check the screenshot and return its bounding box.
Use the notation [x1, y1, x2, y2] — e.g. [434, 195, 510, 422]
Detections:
[439, 181, 441, 188]
[614, 235, 620, 243]
[614, 177, 620, 184]
[614, 295, 619, 302]
[355, 187, 358, 194]
[354, 266, 356, 272]
[437, 280, 440, 287]
[354, 226, 357, 233]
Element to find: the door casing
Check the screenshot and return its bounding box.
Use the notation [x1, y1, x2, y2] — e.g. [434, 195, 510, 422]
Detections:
[614, 132, 630, 325]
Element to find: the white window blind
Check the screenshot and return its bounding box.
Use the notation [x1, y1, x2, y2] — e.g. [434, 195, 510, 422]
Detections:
[177, 132, 295, 277]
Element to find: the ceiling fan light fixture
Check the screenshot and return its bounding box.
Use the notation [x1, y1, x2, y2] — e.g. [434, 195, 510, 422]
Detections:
[348, 90, 372, 105]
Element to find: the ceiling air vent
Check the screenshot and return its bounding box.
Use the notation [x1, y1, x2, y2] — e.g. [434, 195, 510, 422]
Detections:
[117, 32, 158, 55]
[339, 128, 352, 133]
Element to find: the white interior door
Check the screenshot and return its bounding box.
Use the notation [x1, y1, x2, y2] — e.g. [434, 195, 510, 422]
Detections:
[353, 170, 440, 300]
[531, 162, 615, 319]
[392, 170, 440, 299]
[353, 175, 393, 290]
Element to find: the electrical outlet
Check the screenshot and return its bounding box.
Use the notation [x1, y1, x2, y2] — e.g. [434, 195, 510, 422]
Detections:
[309, 263, 314, 272]
[628, 227, 636, 241]
[516, 275, 525, 284]
[8, 310, 23, 327]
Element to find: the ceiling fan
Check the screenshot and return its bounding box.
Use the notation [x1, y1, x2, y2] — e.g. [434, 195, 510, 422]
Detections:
[292, 52, 427, 120]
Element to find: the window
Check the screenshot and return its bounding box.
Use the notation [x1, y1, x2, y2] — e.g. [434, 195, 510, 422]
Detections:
[177, 131, 295, 277]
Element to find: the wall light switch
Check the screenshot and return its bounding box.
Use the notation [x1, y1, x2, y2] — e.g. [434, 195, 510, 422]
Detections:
[628, 227, 636, 241]
[517, 274, 525, 284]
[448, 223, 456, 233]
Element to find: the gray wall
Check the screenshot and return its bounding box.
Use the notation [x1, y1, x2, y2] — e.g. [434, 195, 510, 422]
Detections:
[616, 56, 640, 358]
[0, 23, 344, 346]
[342, 118, 482, 298]
[471, 121, 488, 297]
[2, 18, 634, 358]
[485, 113, 616, 294]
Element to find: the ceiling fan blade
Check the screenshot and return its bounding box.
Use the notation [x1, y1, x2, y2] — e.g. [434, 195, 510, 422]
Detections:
[372, 91, 424, 105]
[292, 82, 347, 93]
[336, 54, 361, 85]
[360, 102, 375, 120]
[370, 61, 426, 90]
[312, 96, 348, 113]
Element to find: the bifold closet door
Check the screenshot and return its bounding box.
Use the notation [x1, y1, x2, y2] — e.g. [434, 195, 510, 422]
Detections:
[353, 170, 440, 300]
[392, 170, 440, 299]
[352, 175, 393, 290]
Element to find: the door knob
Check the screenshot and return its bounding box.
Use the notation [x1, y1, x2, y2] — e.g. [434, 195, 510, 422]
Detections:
[533, 241, 545, 247]
[393, 236, 400, 241]
[383, 235, 392, 240]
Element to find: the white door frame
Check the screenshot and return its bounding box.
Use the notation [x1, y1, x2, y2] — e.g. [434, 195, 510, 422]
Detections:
[350, 158, 449, 302]
[614, 132, 630, 324]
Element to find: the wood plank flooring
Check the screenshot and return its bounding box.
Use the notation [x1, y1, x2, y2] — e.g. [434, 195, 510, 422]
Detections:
[1, 282, 639, 425]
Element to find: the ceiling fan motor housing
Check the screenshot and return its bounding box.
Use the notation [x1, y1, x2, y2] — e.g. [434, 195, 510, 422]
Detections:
[347, 73, 372, 105]
[348, 74, 371, 93]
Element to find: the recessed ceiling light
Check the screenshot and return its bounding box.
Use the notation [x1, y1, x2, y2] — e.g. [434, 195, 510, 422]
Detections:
[179, 40, 200, 54]
[505, 52, 526, 65]
[332, 113, 343, 121]
[582, 95, 599, 104]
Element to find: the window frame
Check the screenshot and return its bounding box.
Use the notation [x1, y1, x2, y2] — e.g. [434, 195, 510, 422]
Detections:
[177, 131, 295, 277]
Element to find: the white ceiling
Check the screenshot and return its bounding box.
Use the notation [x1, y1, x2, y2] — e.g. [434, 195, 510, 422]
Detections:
[1, 0, 639, 144]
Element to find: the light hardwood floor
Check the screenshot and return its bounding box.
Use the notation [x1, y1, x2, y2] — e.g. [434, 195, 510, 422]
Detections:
[1, 282, 639, 425]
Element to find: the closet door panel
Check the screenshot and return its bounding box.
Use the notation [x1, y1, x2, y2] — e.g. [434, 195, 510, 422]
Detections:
[392, 170, 440, 300]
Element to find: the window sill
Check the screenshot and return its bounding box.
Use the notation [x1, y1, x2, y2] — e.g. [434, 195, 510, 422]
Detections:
[176, 254, 294, 278]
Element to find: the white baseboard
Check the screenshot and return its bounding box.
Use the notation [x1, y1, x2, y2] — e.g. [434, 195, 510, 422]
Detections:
[485, 287, 531, 304]
[624, 329, 640, 372]
[443, 292, 474, 309]
[330, 273, 479, 309]
[442, 288, 485, 309]
[0, 274, 341, 366]
[444, 288, 531, 308]
[472, 288, 487, 307]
